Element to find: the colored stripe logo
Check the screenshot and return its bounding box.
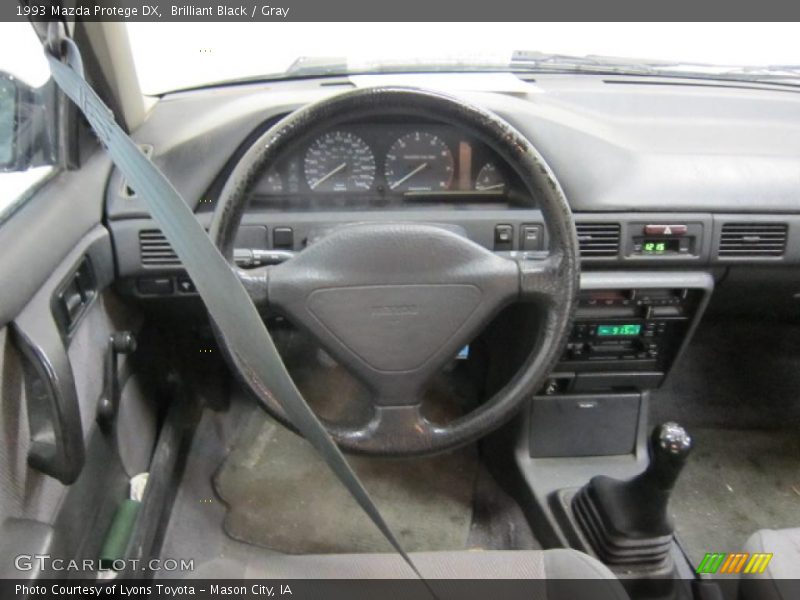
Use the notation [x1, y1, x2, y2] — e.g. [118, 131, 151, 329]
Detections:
[697, 552, 773, 574]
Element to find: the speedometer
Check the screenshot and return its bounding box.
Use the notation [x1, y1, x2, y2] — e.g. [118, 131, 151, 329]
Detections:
[385, 132, 454, 192]
[304, 131, 376, 192]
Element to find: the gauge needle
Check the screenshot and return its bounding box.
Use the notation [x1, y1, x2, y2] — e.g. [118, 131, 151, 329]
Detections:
[476, 183, 505, 191]
[310, 162, 347, 189]
[390, 162, 428, 190]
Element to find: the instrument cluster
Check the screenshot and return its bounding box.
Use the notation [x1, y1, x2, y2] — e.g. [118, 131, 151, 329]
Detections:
[249, 121, 522, 210]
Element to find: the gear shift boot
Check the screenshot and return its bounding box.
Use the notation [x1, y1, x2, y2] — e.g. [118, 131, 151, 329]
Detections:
[572, 422, 693, 569]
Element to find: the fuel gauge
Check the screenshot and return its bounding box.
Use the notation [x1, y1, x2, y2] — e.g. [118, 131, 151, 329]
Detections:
[475, 163, 505, 192]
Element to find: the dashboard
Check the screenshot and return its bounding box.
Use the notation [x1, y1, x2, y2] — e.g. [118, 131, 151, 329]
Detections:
[106, 72, 800, 395]
[248, 120, 524, 211]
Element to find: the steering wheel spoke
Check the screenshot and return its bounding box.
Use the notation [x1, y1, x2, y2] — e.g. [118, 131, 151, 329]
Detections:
[517, 253, 567, 305]
[331, 404, 436, 454]
[235, 265, 271, 308]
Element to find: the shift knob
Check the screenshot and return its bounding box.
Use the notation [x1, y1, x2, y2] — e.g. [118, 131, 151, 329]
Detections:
[644, 422, 693, 492]
[655, 421, 693, 454]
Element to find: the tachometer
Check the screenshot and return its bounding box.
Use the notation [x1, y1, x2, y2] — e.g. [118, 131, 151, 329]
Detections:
[258, 168, 283, 194]
[304, 131, 376, 192]
[385, 132, 454, 192]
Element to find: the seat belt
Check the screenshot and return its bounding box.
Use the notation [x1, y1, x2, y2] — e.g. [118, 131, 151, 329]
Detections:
[43, 33, 428, 583]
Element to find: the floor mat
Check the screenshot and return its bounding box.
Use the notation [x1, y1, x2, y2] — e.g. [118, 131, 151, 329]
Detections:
[671, 428, 800, 568]
[214, 413, 479, 554]
[651, 320, 800, 430]
[466, 464, 540, 551]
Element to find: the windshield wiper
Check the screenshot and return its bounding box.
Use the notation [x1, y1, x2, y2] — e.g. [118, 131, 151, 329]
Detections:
[511, 50, 677, 75]
[510, 50, 800, 87]
[717, 64, 800, 81]
[285, 56, 349, 77]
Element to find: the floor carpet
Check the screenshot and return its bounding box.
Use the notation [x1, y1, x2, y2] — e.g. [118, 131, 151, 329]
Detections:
[671, 428, 800, 568]
[214, 412, 480, 554]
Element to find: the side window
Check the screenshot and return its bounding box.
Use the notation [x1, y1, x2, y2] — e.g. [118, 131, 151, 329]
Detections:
[0, 22, 57, 220]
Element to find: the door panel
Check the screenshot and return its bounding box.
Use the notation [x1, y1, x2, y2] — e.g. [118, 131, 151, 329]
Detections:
[0, 151, 110, 325]
[0, 150, 156, 575]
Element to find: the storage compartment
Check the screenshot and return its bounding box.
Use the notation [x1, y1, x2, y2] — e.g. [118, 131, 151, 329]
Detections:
[572, 371, 663, 392]
[529, 393, 641, 457]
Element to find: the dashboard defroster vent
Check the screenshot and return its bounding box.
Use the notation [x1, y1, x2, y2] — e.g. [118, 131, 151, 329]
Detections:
[576, 223, 621, 258]
[719, 222, 788, 257]
[139, 230, 180, 266]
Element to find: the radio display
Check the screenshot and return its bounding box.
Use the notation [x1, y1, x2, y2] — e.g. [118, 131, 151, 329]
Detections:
[597, 324, 641, 337]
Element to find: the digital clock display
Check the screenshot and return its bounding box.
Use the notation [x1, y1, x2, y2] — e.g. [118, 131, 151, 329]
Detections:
[597, 324, 642, 337]
[642, 238, 680, 254]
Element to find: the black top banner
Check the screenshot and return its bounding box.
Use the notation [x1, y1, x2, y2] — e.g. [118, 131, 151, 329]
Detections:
[7, 0, 800, 22]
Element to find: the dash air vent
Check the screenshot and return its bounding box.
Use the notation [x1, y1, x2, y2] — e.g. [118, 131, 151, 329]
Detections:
[139, 230, 180, 266]
[576, 223, 621, 258]
[719, 222, 788, 257]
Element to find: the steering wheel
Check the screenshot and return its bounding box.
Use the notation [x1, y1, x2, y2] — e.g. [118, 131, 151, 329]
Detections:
[210, 87, 579, 456]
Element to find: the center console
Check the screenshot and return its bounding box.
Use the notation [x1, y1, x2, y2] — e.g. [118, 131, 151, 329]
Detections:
[529, 271, 712, 459]
[517, 271, 714, 595]
[543, 272, 713, 395]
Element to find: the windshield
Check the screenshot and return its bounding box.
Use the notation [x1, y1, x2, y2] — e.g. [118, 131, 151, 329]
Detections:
[127, 22, 800, 95]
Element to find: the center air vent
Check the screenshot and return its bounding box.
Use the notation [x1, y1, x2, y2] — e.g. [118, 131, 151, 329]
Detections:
[719, 222, 788, 257]
[576, 223, 621, 258]
[139, 230, 180, 266]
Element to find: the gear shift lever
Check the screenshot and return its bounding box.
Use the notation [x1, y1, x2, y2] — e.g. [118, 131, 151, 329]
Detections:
[572, 422, 693, 570]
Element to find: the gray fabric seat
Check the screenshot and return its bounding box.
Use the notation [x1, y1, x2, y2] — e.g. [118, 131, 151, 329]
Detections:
[191, 548, 628, 599]
[740, 528, 800, 600]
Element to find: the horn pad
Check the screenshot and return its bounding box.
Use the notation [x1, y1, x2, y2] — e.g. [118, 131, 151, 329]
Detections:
[307, 283, 482, 372]
[268, 223, 518, 383]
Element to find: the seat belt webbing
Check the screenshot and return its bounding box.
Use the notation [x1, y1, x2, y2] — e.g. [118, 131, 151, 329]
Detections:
[44, 36, 424, 581]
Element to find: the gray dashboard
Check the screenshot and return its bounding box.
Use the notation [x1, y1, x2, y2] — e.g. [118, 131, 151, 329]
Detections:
[107, 72, 800, 280]
[107, 73, 800, 218]
[104, 72, 800, 396]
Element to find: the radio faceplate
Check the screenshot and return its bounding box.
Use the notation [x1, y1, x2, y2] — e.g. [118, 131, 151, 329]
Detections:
[545, 282, 710, 394]
[562, 317, 681, 369]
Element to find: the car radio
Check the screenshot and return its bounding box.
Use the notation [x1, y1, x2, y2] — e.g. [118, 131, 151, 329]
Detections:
[564, 318, 670, 363]
[545, 279, 712, 394]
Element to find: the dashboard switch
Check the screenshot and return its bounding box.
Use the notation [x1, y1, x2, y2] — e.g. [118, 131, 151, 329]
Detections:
[273, 227, 294, 249]
[521, 224, 543, 250]
[494, 224, 513, 250]
[176, 276, 196, 294]
[137, 277, 173, 296]
[644, 224, 688, 236]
